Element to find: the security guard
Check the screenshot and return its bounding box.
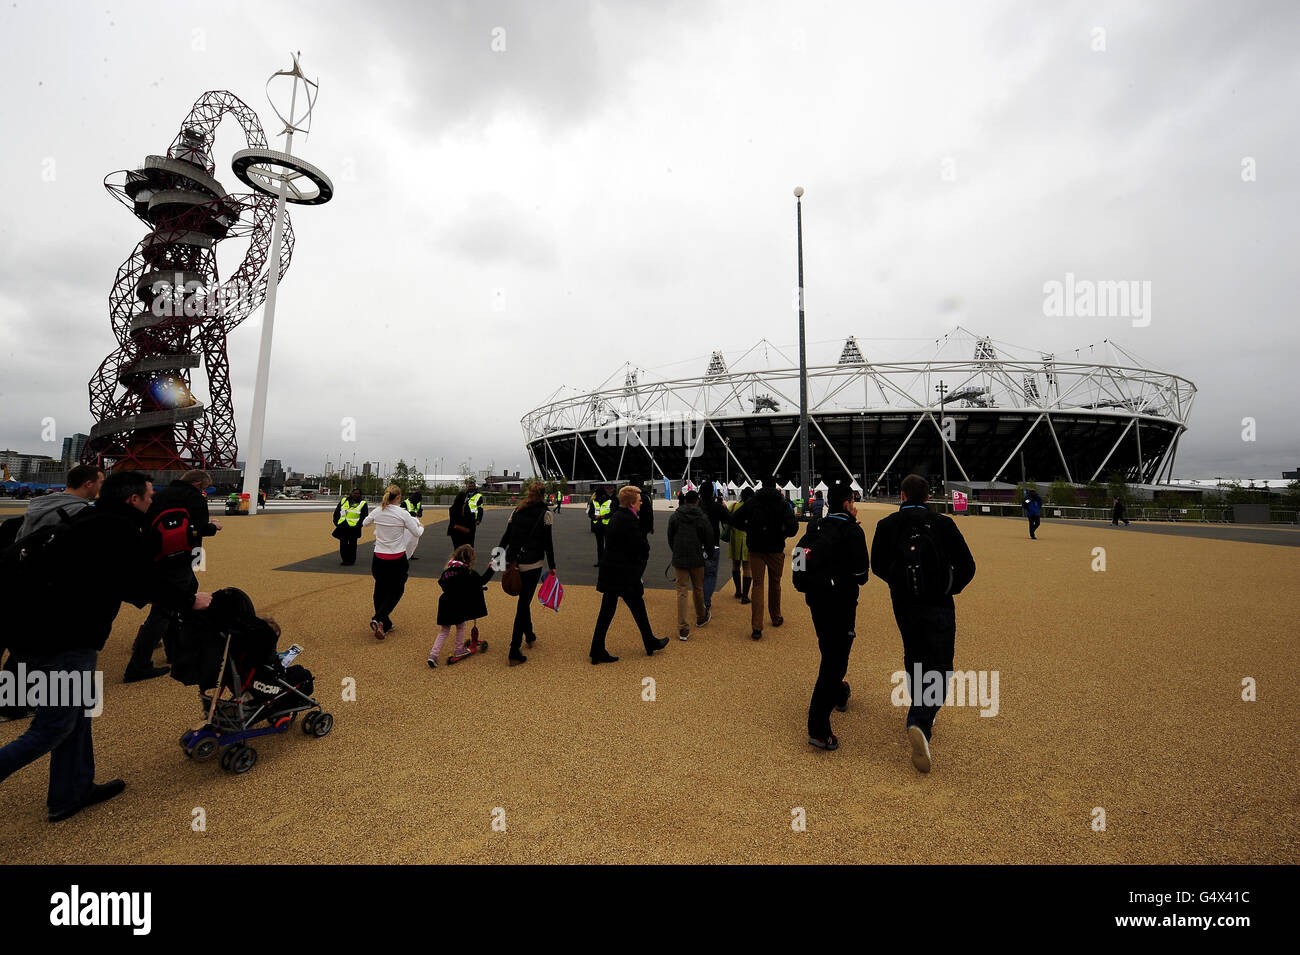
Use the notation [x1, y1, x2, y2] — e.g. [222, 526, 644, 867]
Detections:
[466, 480, 484, 526]
[587, 486, 613, 566]
[332, 487, 369, 565]
[403, 491, 424, 559]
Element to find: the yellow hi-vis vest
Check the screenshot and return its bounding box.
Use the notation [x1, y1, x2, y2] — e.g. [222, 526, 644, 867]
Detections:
[404, 499, 421, 516]
[592, 498, 611, 526]
[467, 492, 483, 515]
[337, 499, 364, 526]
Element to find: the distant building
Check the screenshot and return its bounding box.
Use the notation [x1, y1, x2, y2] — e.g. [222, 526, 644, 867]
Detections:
[61, 433, 89, 470]
[483, 469, 527, 493]
[0, 449, 61, 481]
[1284, 467, 1299, 481]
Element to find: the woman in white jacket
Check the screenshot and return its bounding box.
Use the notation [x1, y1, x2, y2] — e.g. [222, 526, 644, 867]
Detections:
[362, 485, 424, 638]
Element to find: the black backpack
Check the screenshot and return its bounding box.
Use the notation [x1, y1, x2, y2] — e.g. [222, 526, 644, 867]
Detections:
[0, 515, 24, 552]
[745, 492, 783, 543]
[896, 515, 952, 600]
[0, 507, 89, 642]
[791, 515, 846, 593]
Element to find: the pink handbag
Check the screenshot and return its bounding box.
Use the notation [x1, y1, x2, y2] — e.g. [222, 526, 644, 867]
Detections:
[537, 571, 563, 612]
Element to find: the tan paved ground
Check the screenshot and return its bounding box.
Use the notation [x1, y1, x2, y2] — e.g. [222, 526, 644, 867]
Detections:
[1, 504, 1296, 863]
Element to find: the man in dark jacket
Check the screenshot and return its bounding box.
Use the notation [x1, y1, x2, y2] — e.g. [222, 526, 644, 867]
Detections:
[0, 471, 212, 822]
[589, 485, 670, 664]
[1022, 488, 1042, 539]
[667, 491, 713, 640]
[1111, 496, 1130, 526]
[803, 482, 870, 751]
[123, 470, 220, 682]
[870, 474, 976, 774]
[729, 479, 799, 640]
[632, 477, 654, 538]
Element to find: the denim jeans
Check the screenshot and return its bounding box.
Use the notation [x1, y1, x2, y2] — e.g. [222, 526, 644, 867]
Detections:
[701, 546, 721, 611]
[0, 648, 99, 815]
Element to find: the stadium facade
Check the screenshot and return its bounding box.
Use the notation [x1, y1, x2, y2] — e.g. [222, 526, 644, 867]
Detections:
[520, 329, 1196, 495]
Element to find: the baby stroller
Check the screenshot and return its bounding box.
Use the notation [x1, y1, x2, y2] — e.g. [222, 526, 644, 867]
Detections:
[172, 588, 333, 774]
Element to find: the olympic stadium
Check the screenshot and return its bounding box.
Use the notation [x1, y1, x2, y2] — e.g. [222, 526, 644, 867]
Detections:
[521, 328, 1196, 495]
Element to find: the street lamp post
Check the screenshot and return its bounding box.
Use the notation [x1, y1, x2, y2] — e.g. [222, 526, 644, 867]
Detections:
[935, 381, 949, 512]
[234, 53, 333, 514]
[794, 186, 810, 513]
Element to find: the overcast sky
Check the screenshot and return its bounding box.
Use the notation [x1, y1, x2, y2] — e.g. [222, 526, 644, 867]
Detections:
[1, 0, 1296, 479]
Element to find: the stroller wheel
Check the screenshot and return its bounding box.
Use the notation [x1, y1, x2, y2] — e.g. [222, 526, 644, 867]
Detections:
[312, 713, 334, 738]
[220, 745, 240, 772]
[192, 738, 219, 761]
[302, 712, 319, 735]
[230, 745, 257, 774]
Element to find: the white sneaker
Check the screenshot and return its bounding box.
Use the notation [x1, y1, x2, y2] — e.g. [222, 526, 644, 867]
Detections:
[908, 725, 931, 773]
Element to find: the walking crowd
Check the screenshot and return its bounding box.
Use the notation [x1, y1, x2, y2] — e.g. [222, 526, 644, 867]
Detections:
[1, 463, 979, 826]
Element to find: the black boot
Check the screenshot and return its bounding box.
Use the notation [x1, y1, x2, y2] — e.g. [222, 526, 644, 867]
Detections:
[741, 576, 752, 604]
[732, 568, 742, 597]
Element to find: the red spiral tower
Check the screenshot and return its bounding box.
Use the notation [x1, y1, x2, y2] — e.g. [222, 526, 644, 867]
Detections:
[85, 91, 295, 477]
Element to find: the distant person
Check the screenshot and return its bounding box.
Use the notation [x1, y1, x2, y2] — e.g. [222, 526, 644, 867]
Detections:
[447, 486, 478, 550]
[667, 490, 713, 640]
[404, 491, 424, 559]
[1021, 488, 1042, 539]
[798, 482, 869, 751]
[0, 471, 211, 822]
[497, 481, 556, 666]
[332, 488, 368, 565]
[695, 480, 732, 619]
[1111, 496, 1130, 526]
[727, 487, 753, 604]
[809, 490, 825, 522]
[427, 544, 495, 668]
[466, 479, 485, 528]
[729, 479, 799, 640]
[404, 491, 424, 518]
[124, 469, 222, 683]
[632, 476, 654, 539]
[870, 475, 976, 773]
[362, 484, 424, 639]
[589, 485, 669, 664]
[258, 489, 266, 510]
[587, 486, 613, 566]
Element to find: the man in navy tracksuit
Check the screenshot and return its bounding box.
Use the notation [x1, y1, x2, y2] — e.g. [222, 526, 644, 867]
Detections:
[1022, 489, 1042, 539]
[871, 475, 976, 773]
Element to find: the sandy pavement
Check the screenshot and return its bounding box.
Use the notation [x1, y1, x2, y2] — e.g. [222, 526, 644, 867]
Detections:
[1, 503, 1296, 864]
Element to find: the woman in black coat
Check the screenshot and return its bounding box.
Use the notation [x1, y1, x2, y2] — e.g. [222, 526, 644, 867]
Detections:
[589, 485, 670, 664]
[447, 490, 477, 549]
[497, 482, 556, 666]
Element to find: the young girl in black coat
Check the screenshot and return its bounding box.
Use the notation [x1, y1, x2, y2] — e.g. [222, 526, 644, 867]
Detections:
[428, 545, 495, 668]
